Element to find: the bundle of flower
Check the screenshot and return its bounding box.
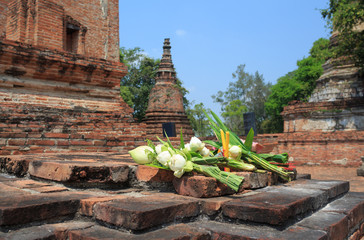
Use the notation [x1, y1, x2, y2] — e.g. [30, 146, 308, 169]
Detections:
[129, 111, 294, 192]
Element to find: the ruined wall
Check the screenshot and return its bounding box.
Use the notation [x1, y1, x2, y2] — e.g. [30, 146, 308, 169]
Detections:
[0, 1, 8, 38]
[0, 91, 147, 155]
[0, 39, 146, 155]
[282, 99, 364, 132]
[0, 0, 150, 155]
[271, 131, 364, 167]
[1, 0, 119, 61]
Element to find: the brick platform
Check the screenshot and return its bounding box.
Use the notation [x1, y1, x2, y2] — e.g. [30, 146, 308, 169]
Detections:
[0, 153, 363, 239]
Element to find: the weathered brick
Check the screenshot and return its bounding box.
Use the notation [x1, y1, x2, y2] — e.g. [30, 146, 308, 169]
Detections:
[136, 165, 174, 183]
[94, 195, 200, 230]
[0, 192, 92, 226]
[173, 175, 235, 198]
[222, 188, 323, 225]
[321, 192, 364, 230]
[297, 211, 349, 240]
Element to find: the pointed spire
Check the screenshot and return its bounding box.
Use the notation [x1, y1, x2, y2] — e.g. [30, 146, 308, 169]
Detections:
[155, 38, 176, 85]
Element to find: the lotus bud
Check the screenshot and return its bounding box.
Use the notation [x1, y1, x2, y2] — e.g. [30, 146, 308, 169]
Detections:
[129, 146, 153, 164]
[190, 137, 205, 152]
[199, 147, 210, 157]
[155, 144, 163, 154]
[184, 143, 191, 152]
[229, 145, 242, 159]
[156, 151, 171, 166]
[169, 154, 186, 172]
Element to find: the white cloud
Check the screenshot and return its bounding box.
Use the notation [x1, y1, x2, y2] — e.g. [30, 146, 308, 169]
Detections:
[175, 29, 187, 37]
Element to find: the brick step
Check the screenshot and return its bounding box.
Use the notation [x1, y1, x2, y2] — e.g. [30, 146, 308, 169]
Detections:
[1, 191, 363, 239]
[0, 191, 93, 227]
[0, 172, 363, 239]
[222, 179, 350, 226]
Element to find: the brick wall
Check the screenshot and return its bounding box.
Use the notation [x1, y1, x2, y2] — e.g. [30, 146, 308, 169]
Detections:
[201, 132, 364, 167]
[0, 39, 127, 94]
[1, 0, 119, 61]
[282, 99, 364, 132]
[0, 90, 147, 155]
[0, 39, 148, 155]
[0, 1, 7, 38]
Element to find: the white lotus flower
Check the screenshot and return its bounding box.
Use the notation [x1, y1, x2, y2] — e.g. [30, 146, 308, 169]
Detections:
[229, 145, 242, 159]
[129, 146, 153, 164]
[169, 154, 186, 172]
[155, 144, 163, 154]
[156, 151, 171, 166]
[199, 147, 210, 157]
[190, 137, 205, 152]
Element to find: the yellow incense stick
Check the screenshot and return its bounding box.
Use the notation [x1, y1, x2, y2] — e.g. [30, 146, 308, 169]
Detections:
[225, 131, 230, 172]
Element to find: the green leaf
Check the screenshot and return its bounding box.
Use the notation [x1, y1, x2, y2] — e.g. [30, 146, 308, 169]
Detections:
[180, 128, 185, 149]
[244, 128, 254, 151]
[203, 140, 222, 149]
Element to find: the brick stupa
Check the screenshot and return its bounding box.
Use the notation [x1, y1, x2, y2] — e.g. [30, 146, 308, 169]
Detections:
[282, 25, 364, 132]
[144, 38, 194, 138]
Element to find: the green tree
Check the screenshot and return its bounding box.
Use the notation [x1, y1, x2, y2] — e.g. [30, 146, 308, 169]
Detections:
[120, 47, 159, 121]
[321, 0, 364, 71]
[263, 38, 331, 133]
[186, 103, 213, 137]
[221, 100, 248, 134]
[212, 65, 271, 134]
[120, 47, 189, 121]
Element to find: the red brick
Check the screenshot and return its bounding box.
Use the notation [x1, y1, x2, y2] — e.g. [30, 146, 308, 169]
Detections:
[135, 165, 174, 183]
[28, 139, 56, 146]
[43, 133, 69, 138]
[173, 175, 235, 198]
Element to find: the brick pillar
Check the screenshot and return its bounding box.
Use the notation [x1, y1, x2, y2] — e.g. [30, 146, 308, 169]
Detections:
[144, 38, 194, 138]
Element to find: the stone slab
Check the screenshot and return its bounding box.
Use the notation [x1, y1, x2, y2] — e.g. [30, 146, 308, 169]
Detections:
[285, 179, 349, 199]
[321, 192, 364, 230]
[297, 211, 349, 240]
[257, 185, 329, 210]
[222, 191, 314, 225]
[132, 223, 210, 240]
[192, 221, 329, 240]
[68, 225, 132, 240]
[0, 192, 93, 226]
[2, 221, 94, 240]
[190, 221, 282, 240]
[93, 195, 200, 230]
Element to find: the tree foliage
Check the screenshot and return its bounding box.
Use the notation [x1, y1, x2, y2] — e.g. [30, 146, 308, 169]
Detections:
[212, 65, 271, 134]
[120, 47, 159, 121]
[185, 103, 213, 137]
[263, 38, 331, 133]
[321, 0, 364, 71]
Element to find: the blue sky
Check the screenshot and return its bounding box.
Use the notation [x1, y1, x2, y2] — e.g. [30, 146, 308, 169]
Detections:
[119, 0, 330, 114]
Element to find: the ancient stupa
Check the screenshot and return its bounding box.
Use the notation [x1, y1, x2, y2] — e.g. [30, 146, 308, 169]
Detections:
[144, 38, 194, 138]
[282, 23, 364, 132]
